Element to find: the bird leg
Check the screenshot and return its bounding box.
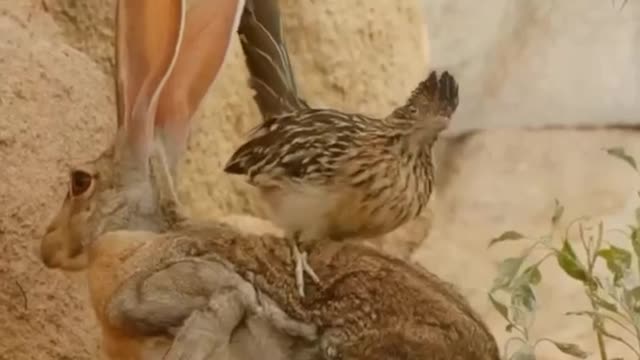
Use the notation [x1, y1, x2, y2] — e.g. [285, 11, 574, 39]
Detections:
[289, 232, 320, 297]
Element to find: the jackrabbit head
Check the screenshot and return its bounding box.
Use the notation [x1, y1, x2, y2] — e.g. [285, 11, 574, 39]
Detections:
[40, 0, 245, 271]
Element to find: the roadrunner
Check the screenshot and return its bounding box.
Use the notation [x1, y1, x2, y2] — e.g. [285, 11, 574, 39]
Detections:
[226, 0, 459, 297]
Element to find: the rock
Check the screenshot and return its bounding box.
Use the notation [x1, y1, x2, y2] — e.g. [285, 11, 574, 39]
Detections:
[424, 0, 640, 131]
[0, 10, 108, 359]
[419, 128, 640, 359]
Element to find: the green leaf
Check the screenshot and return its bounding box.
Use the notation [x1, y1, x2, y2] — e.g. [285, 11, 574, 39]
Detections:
[623, 286, 640, 312]
[630, 227, 640, 261]
[511, 284, 537, 311]
[521, 264, 542, 286]
[592, 294, 618, 312]
[593, 276, 604, 290]
[493, 257, 525, 290]
[489, 230, 526, 247]
[566, 310, 615, 333]
[631, 227, 640, 278]
[605, 147, 638, 171]
[548, 341, 589, 359]
[511, 263, 542, 290]
[510, 346, 536, 360]
[566, 310, 604, 331]
[626, 286, 640, 300]
[551, 199, 564, 227]
[565, 310, 596, 319]
[597, 246, 632, 284]
[511, 304, 529, 329]
[489, 293, 510, 323]
[556, 240, 589, 283]
[509, 284, 536, 330]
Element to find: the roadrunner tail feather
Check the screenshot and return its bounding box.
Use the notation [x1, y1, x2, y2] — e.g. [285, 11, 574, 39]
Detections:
[238, 0, 309, 119]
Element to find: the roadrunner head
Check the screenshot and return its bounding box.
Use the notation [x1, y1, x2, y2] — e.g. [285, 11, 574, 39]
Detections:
[390, 71, 459, 146]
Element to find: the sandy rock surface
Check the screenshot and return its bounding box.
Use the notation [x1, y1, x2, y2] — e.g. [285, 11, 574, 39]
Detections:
[424, 129, 640, 359]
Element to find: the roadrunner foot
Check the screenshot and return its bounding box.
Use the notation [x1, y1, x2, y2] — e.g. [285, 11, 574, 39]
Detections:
[293, 245, 320, 297]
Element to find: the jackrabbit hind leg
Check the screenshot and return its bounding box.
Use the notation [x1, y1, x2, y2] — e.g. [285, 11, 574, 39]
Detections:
[163, 287, 250, 360]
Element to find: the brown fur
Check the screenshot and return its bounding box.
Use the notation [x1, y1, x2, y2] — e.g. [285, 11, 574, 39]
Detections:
[81, 214, 500, 359]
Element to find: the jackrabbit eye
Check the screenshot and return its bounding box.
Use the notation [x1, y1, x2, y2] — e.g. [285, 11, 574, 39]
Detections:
[70, 170, 93, 197]
[409, 106, 418, 115]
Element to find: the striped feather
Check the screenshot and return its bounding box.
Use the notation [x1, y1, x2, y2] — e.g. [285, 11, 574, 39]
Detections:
[238, 0, 309, 119]
[225, 71, 458, 186]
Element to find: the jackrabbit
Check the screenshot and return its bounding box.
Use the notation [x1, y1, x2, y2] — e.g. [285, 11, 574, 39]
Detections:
[40, 0, 500, 359]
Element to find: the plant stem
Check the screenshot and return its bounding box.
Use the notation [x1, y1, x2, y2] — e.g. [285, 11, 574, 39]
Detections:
[509, 323, 528, 340]
[619, 300, 640, 355]
[585, 235, 609, 360]
[590, 303, 609, 360]
[597, 311, 637, 337]
[597, 321, 640, 357]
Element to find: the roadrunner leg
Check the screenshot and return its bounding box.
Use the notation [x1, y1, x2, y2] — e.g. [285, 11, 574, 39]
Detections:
[289, 232, 320, 297]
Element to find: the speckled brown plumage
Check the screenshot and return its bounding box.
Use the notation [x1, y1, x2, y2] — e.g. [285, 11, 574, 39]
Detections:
[225, 75, 457, 241]
[226, 0, 459, 297]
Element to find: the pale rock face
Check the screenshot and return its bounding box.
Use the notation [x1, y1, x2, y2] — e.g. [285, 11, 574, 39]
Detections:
[424, 0, 640, 131]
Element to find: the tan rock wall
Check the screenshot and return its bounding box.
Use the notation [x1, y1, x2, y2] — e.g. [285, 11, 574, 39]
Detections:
[427, 129, 640, 359]
[0, 0, 427, 358]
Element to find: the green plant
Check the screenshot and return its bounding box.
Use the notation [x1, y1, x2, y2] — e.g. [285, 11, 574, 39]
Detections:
[488, 147, 640, 360]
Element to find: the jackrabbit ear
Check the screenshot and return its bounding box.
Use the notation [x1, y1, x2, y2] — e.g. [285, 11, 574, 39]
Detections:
[155, 0, 246, 172]
[115, 0, 186, 166]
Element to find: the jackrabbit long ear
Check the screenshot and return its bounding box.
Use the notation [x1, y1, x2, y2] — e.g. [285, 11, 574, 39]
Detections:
[115, 0, 186, 166]
[155, 0, 246, 172]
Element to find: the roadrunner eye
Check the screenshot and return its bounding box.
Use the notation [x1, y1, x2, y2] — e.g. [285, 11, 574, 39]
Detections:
[70, 170, 92, 196]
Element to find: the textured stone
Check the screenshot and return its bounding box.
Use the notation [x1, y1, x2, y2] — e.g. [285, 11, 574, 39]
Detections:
[424, 0, 640, 130]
